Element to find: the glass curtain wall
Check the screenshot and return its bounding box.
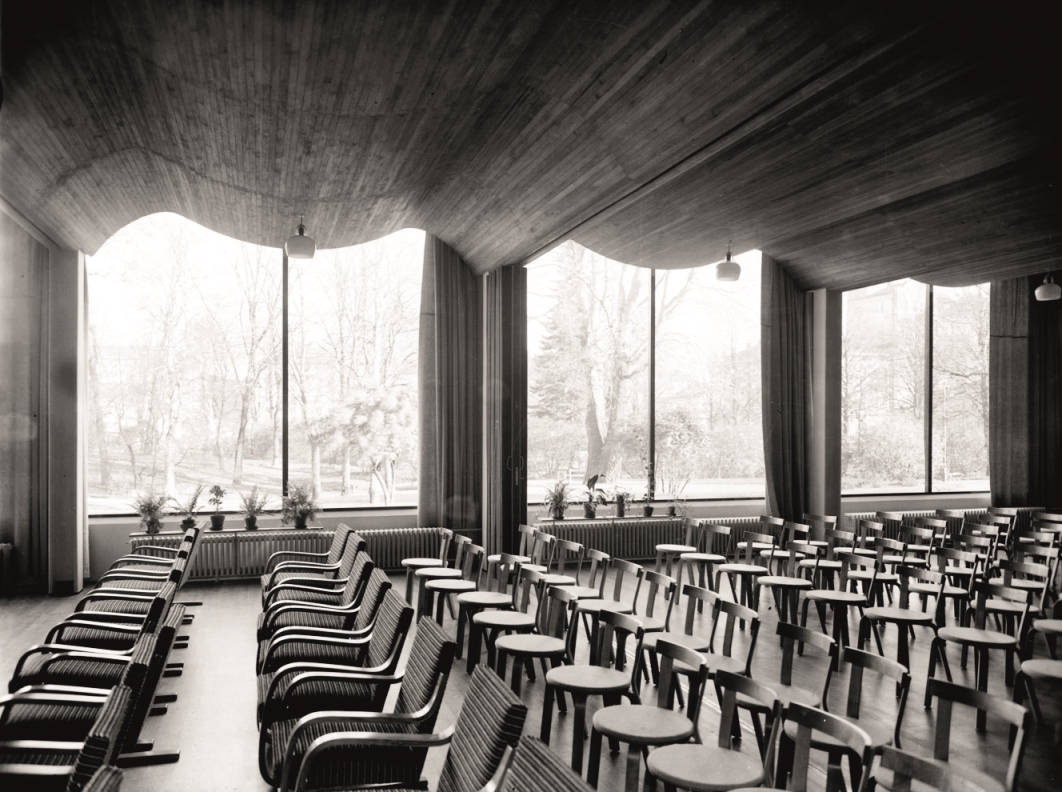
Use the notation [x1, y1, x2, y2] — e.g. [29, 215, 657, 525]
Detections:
[86, 213, 422, 514]
[527, 241, 764, 511]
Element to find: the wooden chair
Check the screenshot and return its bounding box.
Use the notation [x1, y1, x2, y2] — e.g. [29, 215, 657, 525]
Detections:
[655, 517, 699, 580]
[414, 533, 471, 619]
[935, 509, 967, 547]
[759, 521, 810, 575]
[757, 539, 816, 625]
[638, 585, 714, 691]
[494, 580, 575, 696]
[459, 553, 522, 669]
[468, 565, 541, 675]
[588, 638, 709, 792]
[850, 519, 884, 559]
[644, 670, 782, 792]
[800, 550, 872, 668]
[544, 538, 585, 587]
[715, 531, 774, 620]
[917, 547, 981, 624]
[541, 609, 644, 773]
[802, 512, 839, 545]
[798, 528, 855, 589]
[280, 664, 527, 792]
[874, 511, 905, 541]
[400, 527, 454, 604]
[484, 523, 537, 581]
[424, 543, 485, 625]
[678, 522, 731, 597]
[926, 581, 1030, 730]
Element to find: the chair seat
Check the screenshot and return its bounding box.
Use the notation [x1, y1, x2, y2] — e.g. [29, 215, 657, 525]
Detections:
[565, 585, 602, 599]
[1033, 618, 1062, 635]
[983, 600, 1025, 616]
[680, 552, 726, 564]
[494, 633, 565, 657]
[633, 615, 667, 633]
[1020, 659, 1062, 680]
[425, 579, 475, 593]
[546, 665, 630, 693]
[806, 589, 865, 605]
[910, 581, 967, 598]
[593, 704, 693, 744]
[738, 684, 820, 710]
[783, 716, 893, 752]
[657, 544, 696, 554]
[643, 631, 709, 652]
[717, 563, 768, 576]
[456, 591, 512, 607]
[576, 599, 633, 616]
[474, 610, 535, 630]
[486, 553, 531, 564]
[757, 575, 812, 589]
[863, 606, 935, 624]
[882, 555, 928, 568]
[647, 744, 764, 792]
[702, 652, 746, 676]
[415, 567, 462, 580]
[541, 574, 577, 586]
[800, 559, 841, 570]
[402, 557, 441, 569]
[937, 626, 1017, 648]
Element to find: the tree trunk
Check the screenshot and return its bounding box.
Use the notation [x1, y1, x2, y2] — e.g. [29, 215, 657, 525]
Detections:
[87, 330, 111, 488]
[310, 438, 322, 495]
[341, 444, 351, 495]
[232, 399, 250, 486]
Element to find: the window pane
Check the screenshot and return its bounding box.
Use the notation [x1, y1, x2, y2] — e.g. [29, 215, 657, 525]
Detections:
[932, 284, 989, 491]
[842, 280, 926, 493]
[527, 242, 649, 509]
[654, 254, 764, 500]
[288, 229, 423, 507]
[87, 213, 282, 514]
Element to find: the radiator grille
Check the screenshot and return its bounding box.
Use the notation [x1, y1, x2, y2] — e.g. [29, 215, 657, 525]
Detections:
[843, 507, 1043, 539]
[358, 526, 445, 571]
[129, 529, 333, 581]
[538, 516, 760, 561]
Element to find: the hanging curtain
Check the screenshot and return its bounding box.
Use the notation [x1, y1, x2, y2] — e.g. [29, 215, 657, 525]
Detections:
[0, 210, 47, 590]
[761, 253, 809, 521]
[418, 235, 483, 535]
[991, 273, 1062, 506]
[482, 265, 527, 555]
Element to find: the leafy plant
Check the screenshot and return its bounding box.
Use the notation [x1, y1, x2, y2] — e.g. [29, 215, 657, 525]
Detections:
[175, 484, 205, 521]
[282, 483, 320, 526]
[132, 491, 171, 534]
[208, 485, 226, 514]
[582, 474, 609, 516]
[543, 480, 573, 518]
[610, 485, 630, 505]
[665, 495, 688, 517]
[239, 485, 270, 517]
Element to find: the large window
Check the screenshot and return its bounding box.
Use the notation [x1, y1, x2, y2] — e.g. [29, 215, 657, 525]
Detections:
[841, 280, 989, 494]
[87, 213, 422, 514]
[527, 241, 763, 507]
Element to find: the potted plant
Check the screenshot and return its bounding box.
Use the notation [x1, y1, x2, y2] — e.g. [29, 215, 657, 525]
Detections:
[132, 491, 171, 535]
[208, 485, 227, 530]
[240, 485, 270, 530]
[665, 495, 687, 518]
[611, 486, 629, 518]
[282, 483, 319, 529]
[640, 491, 654, 518]
[582, 474, 608, 518]
[543, 480, 572, 521]
[175, 484, 205, 527]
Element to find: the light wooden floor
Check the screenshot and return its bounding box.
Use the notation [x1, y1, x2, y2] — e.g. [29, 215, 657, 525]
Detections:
[2, 572, 1060, 792]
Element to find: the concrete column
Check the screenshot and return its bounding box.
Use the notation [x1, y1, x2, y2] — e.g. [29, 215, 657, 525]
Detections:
[46, 247, 86, 594]
[806, 288, 842, 526]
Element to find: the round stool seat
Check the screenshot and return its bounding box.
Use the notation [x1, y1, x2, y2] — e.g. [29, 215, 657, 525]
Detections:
[642, 632, 709, 652]
[1032, 618, 1062, 635]
[426, 578, 475, 593]
[494, 633, 565, 657]
[576, 599, 633, 616]
[800, 559, 841, 571]
[680, 552, 726, 563]
[863, 606, 934, 624]
[806, 589, 864, 605]
[457, 591, 511, 607]
[984, 600, 1025, 617]
[882, 555, 928, 568]
[474, 610, 534, 630]
[738, 684, 819, 710]
[593, 704, 693, 744]
[717, 563, 768, 576]
[546, 664, 629, 693]
[632, 614, 667, 633]
[1020, 659, 1062, 680]
[757, 575, 812, 589]
[702, 652, 746, 676]
[402, 557, 442, 570]
[782, 716, 892, 752]
[647, 743, 764, 792]
[486, 553, 531, 565]
[937, 626, 1016, 648]
[541, 573, 577, 587]
[564, 585, 602, 599]
[416, 567, 461, 580]
[657, 544, 697, 555]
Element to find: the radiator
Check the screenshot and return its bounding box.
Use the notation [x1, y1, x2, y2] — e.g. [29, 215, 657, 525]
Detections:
[843, 507, 1043, 539]
[129, 529, 333, 581]
[537, 516, 761, 561]
[358, 526, 445, 571]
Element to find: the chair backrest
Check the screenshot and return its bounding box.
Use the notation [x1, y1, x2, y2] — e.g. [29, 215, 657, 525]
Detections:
[708, 597, 760, 676]
[855, 519, 884, 551]
[459, 544, 485, 585]
[875, 511, 905, 539]
[679, 584, 717, 636]
[822, 528, 855, 560]
[968, 581, 1031, 634]
[336, 535, 366, 579]
[610, 558, 643, 605]
[584, 548, 611, 594]
[915, 516, 948, 541]
[680, 516, 699, 546]
[449, 534, 473, 570]
[516, 524, 537, 557]
[925, 678, 1031, 792]
[801, 513, 837, 542]
[352, 568, 393, 633]
[780, 521, 810, 550]
[777, 621, 836, 702]
[781, 539, 815, 577]
[700, 522, 732, 556]
[394, 616, 458, 718]
[326, 524, 354, 564]
[529, 531, 556, 568]
[653, 638, 709, 741]
[595, 608, 645, 676]
[438, 666, 528, 792]
[836, 546, 882, 591]
[553, 539, 585, 579]
[435, 527, 455, 564]
[364, 588, 414, 671]
[641, 570, 677, 629]
[990, 556, 1053, 607]
[787, 703, 875, 792]
[69, 685, 135, 792]
[840, 647, 909, 748]
[546, 583, 581, 659]
[339, 551, 375, 613]
[739, 530, 774, 565]
[896, 565, 946, 623]
[899, 525, 936, 553]
[714, 670, 781, 784]
[505, 735, 594, 792]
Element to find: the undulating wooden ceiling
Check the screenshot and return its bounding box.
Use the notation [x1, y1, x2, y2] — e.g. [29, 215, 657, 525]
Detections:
[1, 0, 1058, 290]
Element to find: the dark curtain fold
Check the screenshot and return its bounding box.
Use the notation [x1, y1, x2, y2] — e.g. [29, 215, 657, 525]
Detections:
[0, 210, 47, 589]
[482, 265, 527, 555]
[761, 253, 809, 521]
[418, 235, 483, 534]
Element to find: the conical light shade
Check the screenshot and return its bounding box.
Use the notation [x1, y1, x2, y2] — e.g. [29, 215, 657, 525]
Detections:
[716, 251, 741, 282]
[1035, 274, 1060, 301]
[285, 216, 315, 259]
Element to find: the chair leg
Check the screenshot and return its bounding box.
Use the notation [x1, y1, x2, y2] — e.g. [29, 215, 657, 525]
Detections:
[588, 727, 604, 788]
[541, 683, 556, 744]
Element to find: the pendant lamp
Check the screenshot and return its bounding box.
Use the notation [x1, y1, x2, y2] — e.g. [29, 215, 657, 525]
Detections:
[285, 214, 316, 259]
[716, 242, 740, 282]
[1034, 273, 1060, 301]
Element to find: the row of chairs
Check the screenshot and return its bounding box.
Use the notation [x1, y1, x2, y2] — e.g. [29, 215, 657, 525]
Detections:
[0, 522, 205, 791]
[255, 523, 605, 791]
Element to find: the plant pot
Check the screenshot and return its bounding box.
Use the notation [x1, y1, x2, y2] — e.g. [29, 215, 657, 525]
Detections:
[667, 505, 677, 517]
[209, 514, 226, 530]
[615, 500, 626, 518]
[642, 505, 654, 517]
[180, 517, 196, 528]
[583, 503, 596, 519]
[143, 519, 162, 535]
[244, 515, 258, 530]
[294, 515, 308, 530]
[550, 508, 565, 521]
